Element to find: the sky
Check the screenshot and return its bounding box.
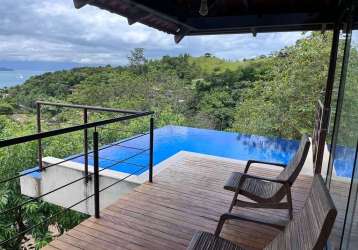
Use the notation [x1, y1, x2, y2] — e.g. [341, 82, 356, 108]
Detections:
[0, 0, 306, 69]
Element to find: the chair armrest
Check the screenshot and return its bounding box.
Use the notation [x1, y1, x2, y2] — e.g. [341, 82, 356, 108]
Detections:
[240, 173, 288, 184]
[244, 160, 286, 173]
[215, 212, 285, 236]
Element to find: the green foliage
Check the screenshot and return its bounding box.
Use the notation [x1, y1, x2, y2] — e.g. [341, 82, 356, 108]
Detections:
[149, 54, 201, 82]
[0, 117, 88, 250]
[232, 33, 332, 139]
[0, 102, 14, 115]
[188, 55, 244, 74]
[190, 58, 271, 129]
[4, 66, 124, 110]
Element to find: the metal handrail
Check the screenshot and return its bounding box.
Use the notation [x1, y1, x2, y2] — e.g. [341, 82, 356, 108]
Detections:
[36, 101, 143, 114]
[0, 132, 149, 185]
[34, 101, 153, 176]
[0, 111, 153, 148]
[0, 102, 155, 247]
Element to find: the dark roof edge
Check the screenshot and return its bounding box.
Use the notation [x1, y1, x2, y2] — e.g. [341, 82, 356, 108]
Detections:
[73, 0, 355, 43]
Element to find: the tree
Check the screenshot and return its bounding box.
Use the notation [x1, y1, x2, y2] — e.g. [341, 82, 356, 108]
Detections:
[128, 48, 147, 74]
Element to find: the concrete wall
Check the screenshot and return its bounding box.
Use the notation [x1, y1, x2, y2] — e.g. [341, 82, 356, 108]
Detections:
[20, 157, 140, 215]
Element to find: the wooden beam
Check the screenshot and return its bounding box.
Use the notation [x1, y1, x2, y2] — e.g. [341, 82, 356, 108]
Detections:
[251, 27, 257, 37]
[73, 0, 90, 9]
[242, 0, 249, 11]
[119, 0, 196, 31]
[185, 12, 335, 31]
[321, 23, 327, 33]
[174, 33, 185, 43]
[127, 13, 151, 25]
[127, 18, 136, 25]
[174, 27, 189, 44]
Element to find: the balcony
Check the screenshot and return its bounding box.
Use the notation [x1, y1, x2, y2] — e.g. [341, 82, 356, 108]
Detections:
[42, 151, 315, 250]
[0, 100, 351, 249]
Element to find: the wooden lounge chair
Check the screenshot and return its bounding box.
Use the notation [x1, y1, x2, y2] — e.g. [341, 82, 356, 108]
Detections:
[187, 174, 337, 250]
[224, 134, 310, 218]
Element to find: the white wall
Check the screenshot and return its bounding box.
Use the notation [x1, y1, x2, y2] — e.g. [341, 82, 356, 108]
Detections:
[20, 157, 140, 215]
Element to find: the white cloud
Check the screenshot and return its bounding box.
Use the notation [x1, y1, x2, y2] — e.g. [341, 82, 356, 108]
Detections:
[0, 0, 305, 65]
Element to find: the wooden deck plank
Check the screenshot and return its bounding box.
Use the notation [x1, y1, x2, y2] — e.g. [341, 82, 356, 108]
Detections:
[46, 237, 83, 250]
[44, 152, 314, 250]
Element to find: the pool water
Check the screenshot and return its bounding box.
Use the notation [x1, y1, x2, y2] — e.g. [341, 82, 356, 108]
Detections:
[330, 145, 357, 178]
[72, 125, 300, 175]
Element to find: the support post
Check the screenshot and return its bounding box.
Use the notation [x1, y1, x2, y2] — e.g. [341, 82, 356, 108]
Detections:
[93, 130, 100, 218]
[149, 117, 154, 183]
[315, 24, 340, 174]
[36, 102, 43, 171]
[83, 108, 89, 182]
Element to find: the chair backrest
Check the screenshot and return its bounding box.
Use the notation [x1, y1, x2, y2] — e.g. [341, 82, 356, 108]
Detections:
[277, 134, 310, 184]
[265, 175, 337, 250]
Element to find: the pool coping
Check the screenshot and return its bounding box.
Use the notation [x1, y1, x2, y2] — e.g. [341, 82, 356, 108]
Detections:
[36, 141, 349, 185]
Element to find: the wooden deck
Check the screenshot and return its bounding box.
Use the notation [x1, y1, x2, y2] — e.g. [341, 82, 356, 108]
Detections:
[44, 151, 315, 250]
[328, 177, 355, 249]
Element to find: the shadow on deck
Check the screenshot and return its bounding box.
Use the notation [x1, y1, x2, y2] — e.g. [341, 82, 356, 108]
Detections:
[43, 151, 314, 250]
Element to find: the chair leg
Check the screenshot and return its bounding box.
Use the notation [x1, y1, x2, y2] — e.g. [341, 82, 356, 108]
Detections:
[229, 191, 239, 212]
[288, 205, 293, 220]
[287, 189, 293, 220]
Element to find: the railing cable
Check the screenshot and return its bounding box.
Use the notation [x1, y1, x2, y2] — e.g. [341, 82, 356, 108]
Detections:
[0, 148, 149, 216]
[0, 132, 149, 185]
[99, 165, 147, 193]
[0, 164, 147, 247]
[0, 173, 91, 216]
[97, 156, 147, 168]
[97, 149, 149, 174]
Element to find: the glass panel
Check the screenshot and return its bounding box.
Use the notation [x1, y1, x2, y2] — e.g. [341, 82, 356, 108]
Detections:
[328, 27, 358, 249]
[324, 30, 346, 181]
[342, 144, 358, 249]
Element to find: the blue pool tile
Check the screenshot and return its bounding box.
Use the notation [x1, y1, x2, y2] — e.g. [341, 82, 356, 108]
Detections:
[71, 125, 300, 176]
[21, 166, 41, 179]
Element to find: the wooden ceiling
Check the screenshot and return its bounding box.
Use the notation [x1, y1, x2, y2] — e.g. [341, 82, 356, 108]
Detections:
[73, 0, 354, 43]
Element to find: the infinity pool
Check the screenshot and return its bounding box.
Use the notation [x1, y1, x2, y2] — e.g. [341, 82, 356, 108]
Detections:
[72, 125, 300, 175]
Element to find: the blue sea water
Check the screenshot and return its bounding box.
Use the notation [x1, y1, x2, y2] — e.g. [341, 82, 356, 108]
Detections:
[0, 70, 45, 87]
[72, 125, 300, 175]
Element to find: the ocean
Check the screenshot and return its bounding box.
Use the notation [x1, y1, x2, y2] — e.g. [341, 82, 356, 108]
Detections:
[0, 70, 46, 88]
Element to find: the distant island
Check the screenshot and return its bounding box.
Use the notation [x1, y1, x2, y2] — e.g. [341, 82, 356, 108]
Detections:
[0, 67, 14, 71]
